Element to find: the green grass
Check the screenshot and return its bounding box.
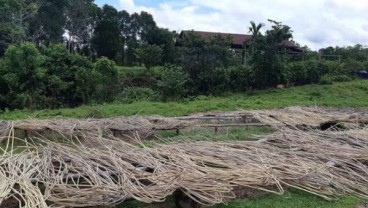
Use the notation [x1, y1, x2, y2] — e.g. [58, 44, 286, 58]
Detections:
[1, 80, 367, 120]
[213, 189, 362, 208]
[154, 126, 274, 143]
[121, 189, 362, 208]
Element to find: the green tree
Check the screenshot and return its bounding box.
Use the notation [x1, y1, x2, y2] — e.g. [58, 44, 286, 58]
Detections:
[72, 54, 94, 104]
[118, 10, 131, 64]
[27, 0, 68, 46]
[134, 44, 163, 74]
[249, 19, 293, 88]
[65, 0, 98, 54]
[93, 57, 119, 102]
[0, 42, 46, 109]
[247, 21, 265, 54]
[0, 59, 9, 109]
[178, 31, 236, 93]
[249, 21, 264, 36]
[157, 65, 189, 100]
[92, 5, 123, 60]
[123, 11, 157, 65]
[0, 0, 39, 55]
[146, 28, 176, 63]
[42, 44, 77, 107]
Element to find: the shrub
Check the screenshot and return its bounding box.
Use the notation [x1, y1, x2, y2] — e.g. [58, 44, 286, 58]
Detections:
[72, 54, 94, 105]
[198, 67, 231, 94]
[42, 44, 76, 108]
[286, 60, 337, 86]
[119, 67, 158, 89]
[93, 57, 119, 102]
[330, 74, 352, 82]
[319, 75, 333, 85]
[0, 42, 46, 109]
[118, 87, 158, 103]
[157, 65, 189, 100]
[134, 44, 163, 74]
[285, 62, 308, 85]
[228, 65, 254, 91]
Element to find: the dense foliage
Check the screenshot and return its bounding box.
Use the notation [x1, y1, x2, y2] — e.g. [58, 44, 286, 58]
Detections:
[0, 0, 366, 111]
[0, 43, 119, 109]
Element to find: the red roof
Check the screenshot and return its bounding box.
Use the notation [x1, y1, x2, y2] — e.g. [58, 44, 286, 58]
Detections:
[180, 30, 252, 46]
[180, 30, 299, 50]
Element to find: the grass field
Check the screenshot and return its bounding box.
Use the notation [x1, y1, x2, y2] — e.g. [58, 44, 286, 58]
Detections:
[213, 189, 362, 208]
[123, 189, 362, 208]
[0, 80, 367, 120]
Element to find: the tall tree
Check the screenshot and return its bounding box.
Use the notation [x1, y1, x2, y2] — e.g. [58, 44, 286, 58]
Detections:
[178, 31, 236, 93]
[146, 28, 176, 63]
[247, 21, 265, 54]
[0, 42, 46, 109]
[65, 0, 98, 54]
[0, 0, 39, 55]
[134, 44, 163, 75]
[249, 19, 293, 88]
[118, 10, 131, 64]
[137, 11, 156, 43]
[124, 11, 157, 65]
[28, 0, 68, 46]
[249, 21, 264, 36]
[92, 5, 122, 60]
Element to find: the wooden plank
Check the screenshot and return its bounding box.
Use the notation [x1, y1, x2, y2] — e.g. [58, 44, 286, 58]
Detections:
[176, 116, 248, 120]
[200, 123, 269, 128]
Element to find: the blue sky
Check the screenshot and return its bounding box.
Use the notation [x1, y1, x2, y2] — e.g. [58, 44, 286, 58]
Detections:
[96, 0, 167, 9]
[93, 0, 368, 50]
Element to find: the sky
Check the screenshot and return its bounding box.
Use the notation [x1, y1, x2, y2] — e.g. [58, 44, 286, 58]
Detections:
[95, 0, 368, 50]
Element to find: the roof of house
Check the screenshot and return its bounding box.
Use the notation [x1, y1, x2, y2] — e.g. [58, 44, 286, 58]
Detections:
[180, 30, 252, 46]
[180, 30, 300, 51]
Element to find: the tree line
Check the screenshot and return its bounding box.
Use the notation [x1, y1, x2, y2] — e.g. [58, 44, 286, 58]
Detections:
[0, 0, 176, 65]
[0, 0, 367, 111]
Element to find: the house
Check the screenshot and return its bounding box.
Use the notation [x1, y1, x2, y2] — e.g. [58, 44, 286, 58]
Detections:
[179, 30, 303, 52]
[180, 30, 252, 49]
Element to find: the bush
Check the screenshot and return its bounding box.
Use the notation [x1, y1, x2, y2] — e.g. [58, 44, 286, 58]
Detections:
[134, 44, 163, 73]
[286, 60, 337, 86]
[42, 44, 76, 108]
[330, 74, 352, 82]
[0, 42, 46, 109]
[285, 62, 308, 85]
[157, 65, 189, 100]
[119, 67, 158, 89]
[319, 75, 333, 85]
[228, 65, 254, 91]
[198, 67, 231, 94]
[72, 54, 94, 105]
[93, 57, 119, 102]
[118, 87, 158, 103]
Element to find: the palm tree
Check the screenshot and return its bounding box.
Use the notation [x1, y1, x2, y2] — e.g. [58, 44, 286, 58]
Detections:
[247, 21, 265, 56]
[249, 21, 265, 37]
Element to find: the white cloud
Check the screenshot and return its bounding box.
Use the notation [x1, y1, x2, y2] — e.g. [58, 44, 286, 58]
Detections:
[118, 0, 135, 12]
[116, 0, 368, 50]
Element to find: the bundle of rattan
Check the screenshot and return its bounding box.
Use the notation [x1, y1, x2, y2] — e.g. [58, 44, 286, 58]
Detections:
[250, 106, 368, 130]
[1, 107, 368, 207]
[0, 116, 193, 142]
[1, 126, 368, 207]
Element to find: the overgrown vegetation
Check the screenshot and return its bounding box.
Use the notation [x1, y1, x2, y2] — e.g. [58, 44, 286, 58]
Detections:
[1, 80, 367, 120]
[1, 1, 368, 112]
[0, 43, 119, 109]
